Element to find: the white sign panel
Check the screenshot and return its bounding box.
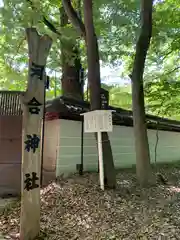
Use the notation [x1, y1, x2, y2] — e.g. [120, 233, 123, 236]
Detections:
[81, 110, 115, 190]
[81, 110, 114, 133]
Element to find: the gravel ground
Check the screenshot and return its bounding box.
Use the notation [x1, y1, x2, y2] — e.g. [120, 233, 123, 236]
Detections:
[1, 165, 180, 239]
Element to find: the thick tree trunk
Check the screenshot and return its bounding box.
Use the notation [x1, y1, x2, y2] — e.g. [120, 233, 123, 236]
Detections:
[101, 132, 116, 188]
[60, 6, 83, 100]
[131, 0, 153, 186]
[83, 0, 116, 188]
[62, 0, 116, 188]
[28, 0, 83, 100]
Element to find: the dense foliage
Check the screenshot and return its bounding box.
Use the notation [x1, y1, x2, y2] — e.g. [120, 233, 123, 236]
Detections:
[0, 0, 180, 119]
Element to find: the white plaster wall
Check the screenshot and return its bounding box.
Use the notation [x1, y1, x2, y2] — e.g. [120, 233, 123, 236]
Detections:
[55, 119, 180, 176]
[43, 119, 60, 177]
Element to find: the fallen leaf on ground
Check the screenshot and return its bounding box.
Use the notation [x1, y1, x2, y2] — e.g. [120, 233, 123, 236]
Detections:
[0, 165, 180, 239]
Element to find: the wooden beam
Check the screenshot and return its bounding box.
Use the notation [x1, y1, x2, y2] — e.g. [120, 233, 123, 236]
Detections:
[20, 28, 52, 240]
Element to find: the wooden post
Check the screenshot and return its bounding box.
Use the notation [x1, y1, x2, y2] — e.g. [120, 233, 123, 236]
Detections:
[20, 28, 52, 240]
[97, 131, 104, 190]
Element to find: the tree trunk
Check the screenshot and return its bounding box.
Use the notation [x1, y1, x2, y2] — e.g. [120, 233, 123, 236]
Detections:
[131, 0, 153, 186]
[27, 0, 83, 100]
[60, 6, 83, 100]
[20, 28, 52, 239]
[83, 0, 116, 188]
[62, 0, 116, 188]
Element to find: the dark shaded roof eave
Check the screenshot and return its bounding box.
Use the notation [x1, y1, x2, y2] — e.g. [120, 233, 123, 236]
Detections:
[45, 96, 180, 132]
[56, 96, 180, 127]
[1, 91, 180, 132]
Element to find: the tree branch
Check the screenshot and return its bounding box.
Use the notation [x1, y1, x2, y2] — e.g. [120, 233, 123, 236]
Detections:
[161, 49, 174, 61]
[42, 16, 61, 36]
[152, 66, 180, 80]
[131, 0, 153, 81]
[5, 37, 26, 70]
[26, 0, 61, 36]
[62, 0, 86, 38]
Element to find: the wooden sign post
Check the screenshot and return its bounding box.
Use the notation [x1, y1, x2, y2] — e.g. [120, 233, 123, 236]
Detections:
[20, 28, 52, 240]
[81, 110, 114, 190]
[100, 88, 109, 110]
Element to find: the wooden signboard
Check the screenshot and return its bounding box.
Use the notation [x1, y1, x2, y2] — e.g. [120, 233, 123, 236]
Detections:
[100, 88, 109, 109]
[20, 28, 52, 240]
[81, 110, 114, 190]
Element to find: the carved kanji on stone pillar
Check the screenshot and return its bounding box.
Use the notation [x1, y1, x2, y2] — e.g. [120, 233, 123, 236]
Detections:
[20, 28, 52, 240]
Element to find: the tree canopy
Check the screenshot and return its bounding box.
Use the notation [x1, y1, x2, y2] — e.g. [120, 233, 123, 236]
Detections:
[0, 0, 180, 119]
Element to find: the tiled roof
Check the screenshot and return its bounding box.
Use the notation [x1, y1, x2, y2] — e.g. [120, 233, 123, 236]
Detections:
[1, 92, 180, 132]
[53, 96, 180, 132]
[0, 91, 23, 116]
